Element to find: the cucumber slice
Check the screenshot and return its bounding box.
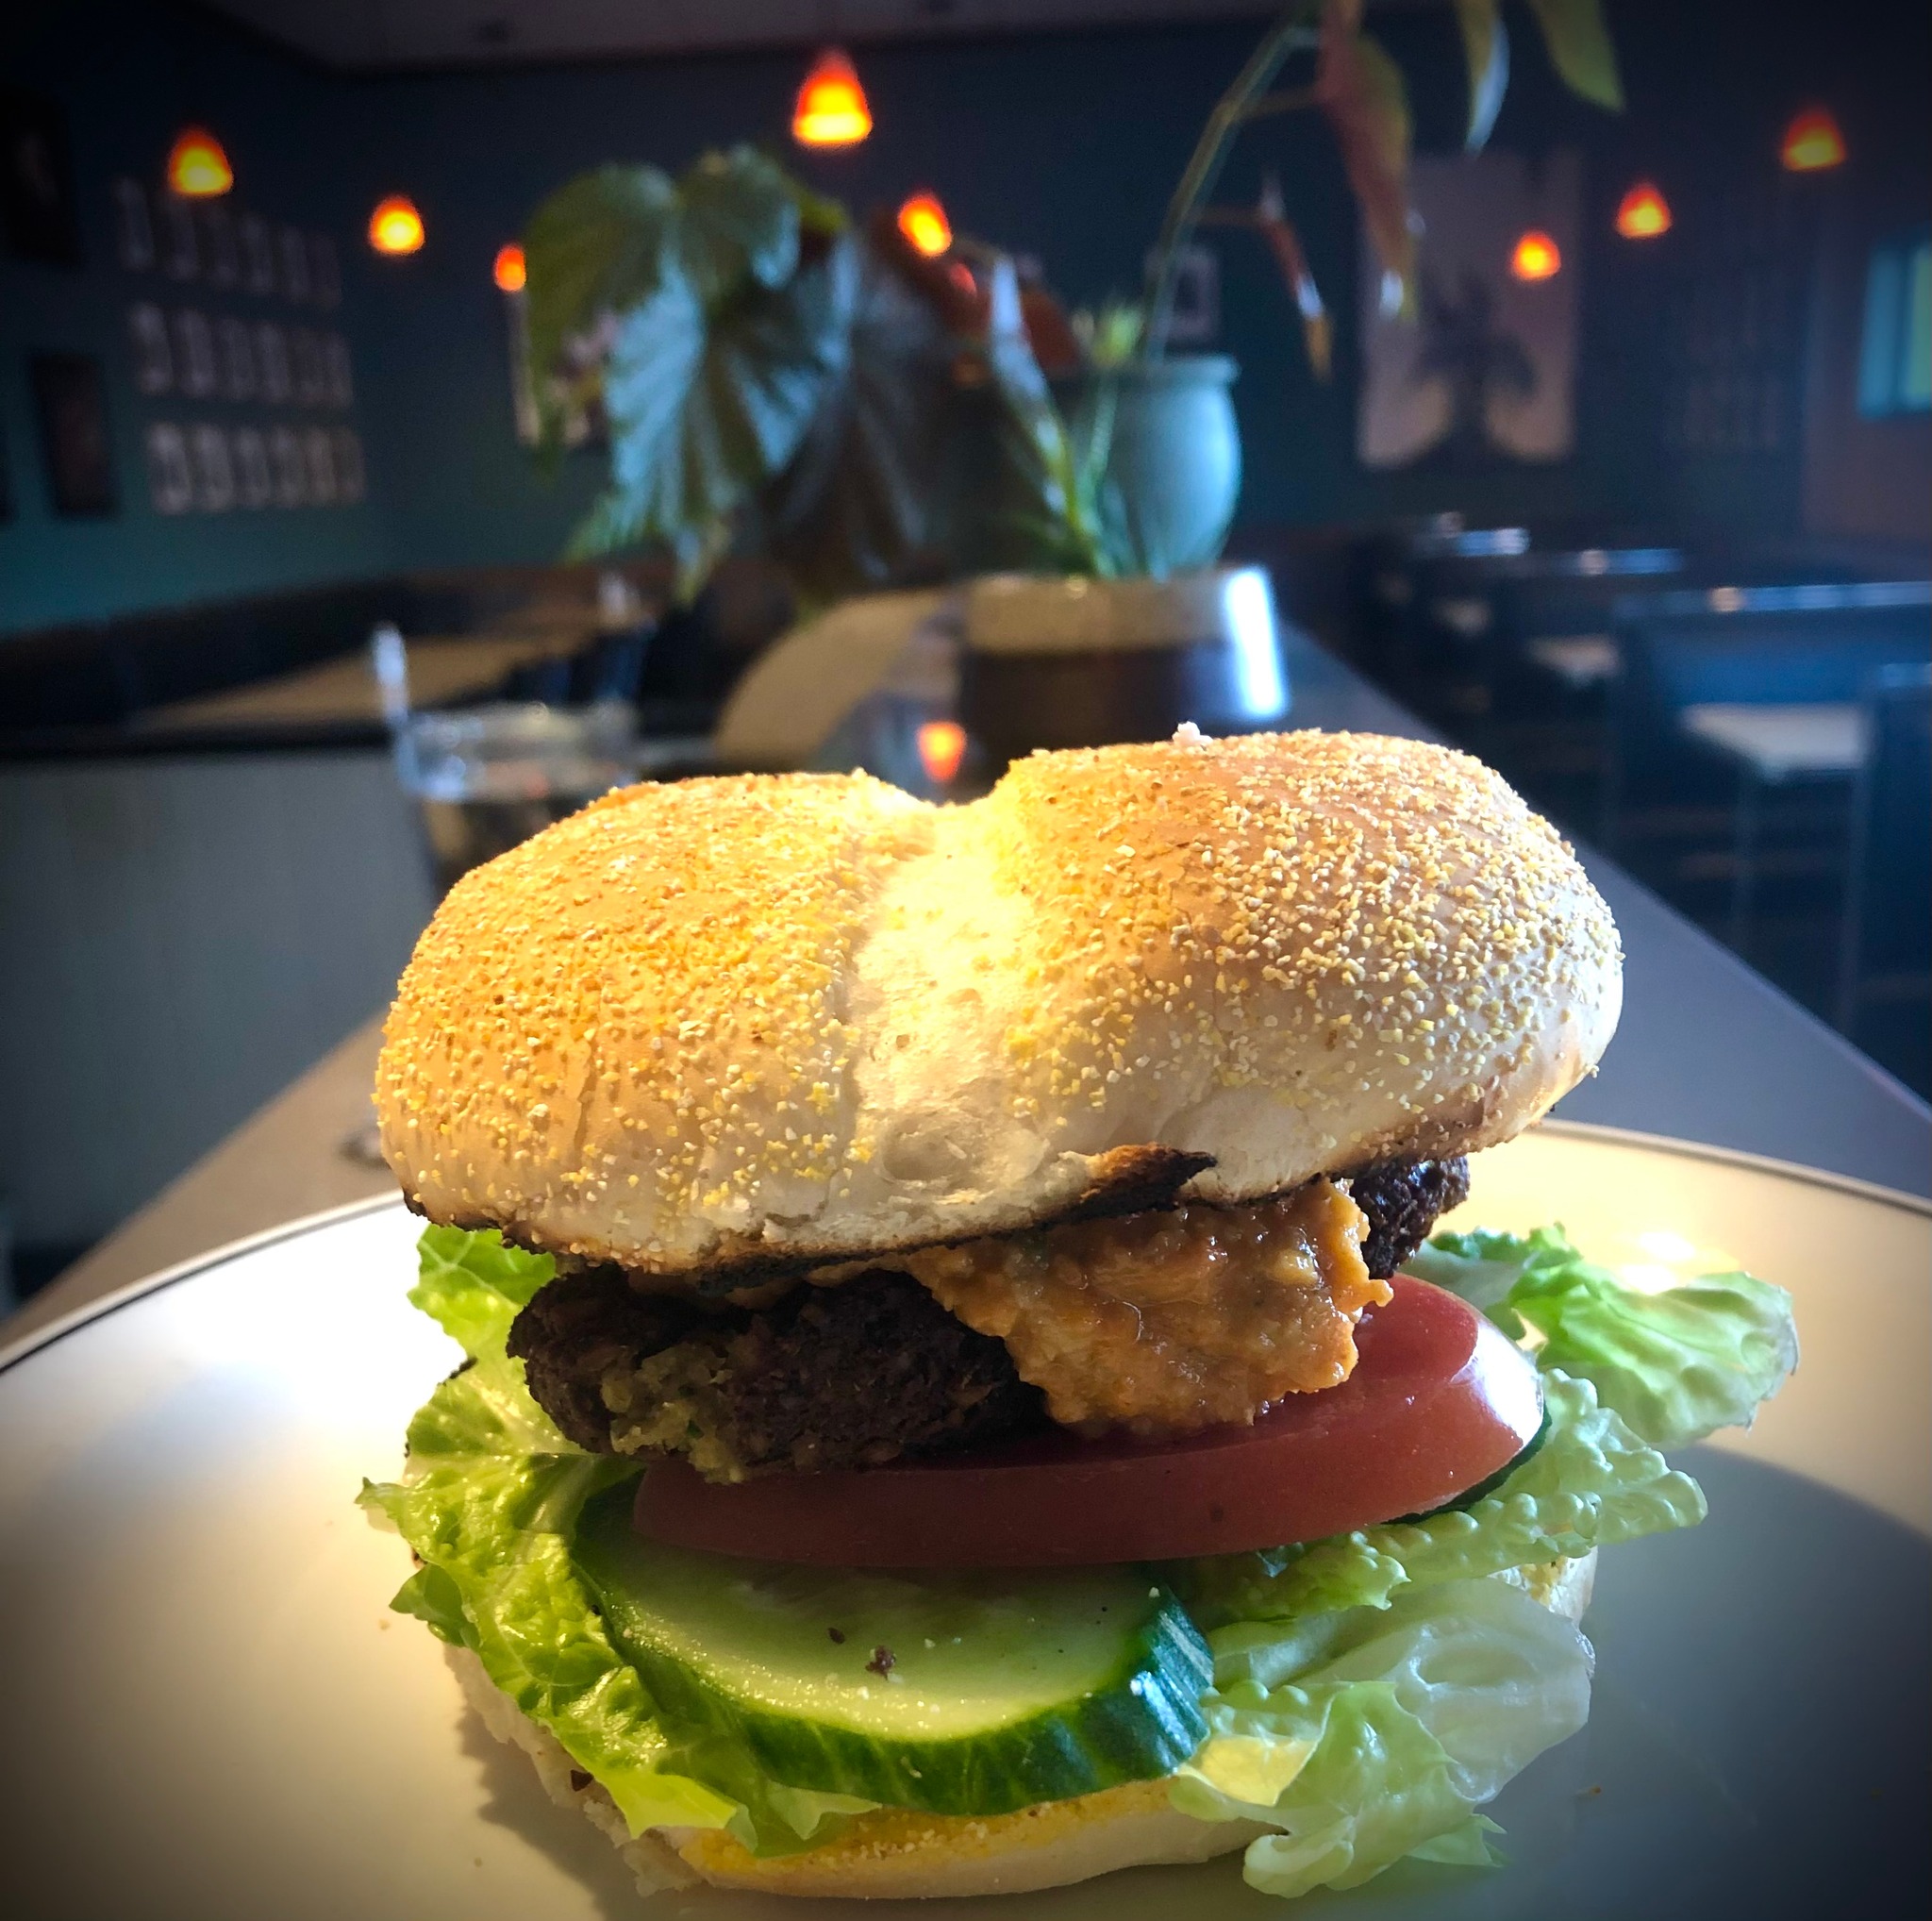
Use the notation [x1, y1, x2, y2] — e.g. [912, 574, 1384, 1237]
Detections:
[573, 1486, 1210, 1815]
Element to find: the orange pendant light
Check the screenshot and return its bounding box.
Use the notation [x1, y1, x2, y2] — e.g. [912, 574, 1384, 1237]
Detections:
[166, 126, 233, 197]
[916, 720, 967, 786]
[1614, 181, 1672, 239]
[368, 195, 425, 256]
[792, 47, 873, 147]
[896, 192, 952, 258]
[493, 243, 527, 292]
[1781, 107, 1845, 173]
[1509, 230, 1561, 281]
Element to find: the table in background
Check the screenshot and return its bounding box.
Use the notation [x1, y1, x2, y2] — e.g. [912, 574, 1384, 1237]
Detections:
[6, 625, 1926, 1348]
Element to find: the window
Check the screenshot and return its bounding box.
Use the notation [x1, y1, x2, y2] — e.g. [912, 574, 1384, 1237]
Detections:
[1857, 228, 1932, 417]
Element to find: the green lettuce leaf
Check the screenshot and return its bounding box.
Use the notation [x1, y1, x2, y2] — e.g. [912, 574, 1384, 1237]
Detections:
[1174, 1576, 1591, 1897]
[1171, 1369, 1705, 1629]
[408, 1223, 555, 1361]
[365, 1448, 741, 1838]
[370, 1216, 1791, 1895]
[1410, 1226, 1798, 1448]
[405, 1352, 573, 1462]
[365, 1226, 871, 1854]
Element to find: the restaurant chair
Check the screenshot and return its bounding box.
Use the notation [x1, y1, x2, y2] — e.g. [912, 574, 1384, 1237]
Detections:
[1602, 580, 1932, 960]
[1835, 664, 1932, 1077]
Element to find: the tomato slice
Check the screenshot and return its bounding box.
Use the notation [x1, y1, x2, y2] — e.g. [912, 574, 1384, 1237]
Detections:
[631, 1277, 1541, 1567]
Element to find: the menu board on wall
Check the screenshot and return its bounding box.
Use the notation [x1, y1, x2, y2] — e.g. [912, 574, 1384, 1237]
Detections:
[112, 176, 366, 516]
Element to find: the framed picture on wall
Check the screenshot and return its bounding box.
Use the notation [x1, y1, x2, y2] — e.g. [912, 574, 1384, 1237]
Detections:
[144, 422, 192, 514]
[269, 424, 307, 507]
[1149, 242, 1221, 346]
[112, 176, 156, 271]
[1, 89, 81, 265]
[240, 212, 275, 294]
[233, 426, 273, 509]
[332, 427, 365, 503]
[189, 423, 235, 512]
[128, 301, 174, 393]
[1357, 150, 1582, 470]
[30, 352, 117, 515]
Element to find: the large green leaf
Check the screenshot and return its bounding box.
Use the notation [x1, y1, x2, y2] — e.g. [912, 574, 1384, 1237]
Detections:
[958, 257, 1118, 576]
[569, 231, 857, 594]
[1318, 14, 1415, 289]
[1453, 0, 1510, 150]
[677, 146, 802, 303]
[1523, 0, 1624, 110]
[759, 235, 958, 603]
[523, 164, 676, 422]
[523, 149, 856, 599]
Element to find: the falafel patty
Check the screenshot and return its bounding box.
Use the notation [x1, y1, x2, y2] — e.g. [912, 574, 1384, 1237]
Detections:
[508, 1156, 1468, 1479]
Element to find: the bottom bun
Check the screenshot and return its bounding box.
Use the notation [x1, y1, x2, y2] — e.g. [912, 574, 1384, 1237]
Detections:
[448, 1550, 1597, 1903]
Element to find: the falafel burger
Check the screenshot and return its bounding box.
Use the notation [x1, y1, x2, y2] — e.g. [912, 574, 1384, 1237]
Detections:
[361, 727, 1797, 1902]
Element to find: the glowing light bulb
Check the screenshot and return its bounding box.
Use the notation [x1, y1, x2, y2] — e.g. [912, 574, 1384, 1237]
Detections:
[1781, 107, 1845, 173]
[1614, 181, 1672, 239]
[896, 192, 952, 259]
[792, 47, 873, 147]
[493, 243, 527, 292]
[1509, 230, 1561, 282]
[916, 720, 967, 786]
[167, 127, 233, 198]
[368, 195, 425, 257]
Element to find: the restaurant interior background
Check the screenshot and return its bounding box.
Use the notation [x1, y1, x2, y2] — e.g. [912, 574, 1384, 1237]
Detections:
[1, 0, 1927, 1311]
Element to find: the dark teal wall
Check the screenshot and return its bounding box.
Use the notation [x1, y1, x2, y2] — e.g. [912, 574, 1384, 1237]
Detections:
[4, 1, 1922, 636]
[0, 2, 393, 630]
[2, 2, 1643, 635]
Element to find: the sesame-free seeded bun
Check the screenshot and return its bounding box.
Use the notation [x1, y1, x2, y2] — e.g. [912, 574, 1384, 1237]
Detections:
[448, 1552, 1597, 1900]
[376, 729, 1621, 1281]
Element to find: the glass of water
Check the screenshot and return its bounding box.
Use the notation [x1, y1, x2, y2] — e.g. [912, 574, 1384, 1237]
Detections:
[393, 699, 641, 895]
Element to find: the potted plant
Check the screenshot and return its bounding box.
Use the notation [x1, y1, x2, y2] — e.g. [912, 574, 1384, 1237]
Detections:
[521, 150, 1099, 609]
[519, 2, 1624, 639]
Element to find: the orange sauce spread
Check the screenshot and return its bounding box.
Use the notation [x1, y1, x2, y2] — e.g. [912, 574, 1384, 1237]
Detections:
[898, 1178, 1389, 1434]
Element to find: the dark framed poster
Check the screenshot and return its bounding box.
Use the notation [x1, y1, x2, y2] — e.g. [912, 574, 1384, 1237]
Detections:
[1, 89, 81, 266]
[1357, 150, 1582, 470]
[30, 352, 117, 515]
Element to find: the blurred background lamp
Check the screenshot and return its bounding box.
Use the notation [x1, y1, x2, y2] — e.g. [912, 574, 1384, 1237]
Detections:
[792, 47, 873, 147]
[1781, 107, 1846, 172]
[897, 192, 952, 258]
[166, 127, 232, 197]
[1615, 181, 1673, 239]
[915, 719, 968, 786]
[1509, 230, 1562, 281]
[492, 242, 527, 292]
[369, 194, 425, 256]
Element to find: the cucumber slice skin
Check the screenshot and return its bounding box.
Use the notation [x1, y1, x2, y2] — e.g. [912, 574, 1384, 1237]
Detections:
[574, 1488, 1211, 1817]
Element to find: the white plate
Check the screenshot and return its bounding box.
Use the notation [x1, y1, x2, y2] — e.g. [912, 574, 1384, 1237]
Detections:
[1, 1123, 1925, 1921]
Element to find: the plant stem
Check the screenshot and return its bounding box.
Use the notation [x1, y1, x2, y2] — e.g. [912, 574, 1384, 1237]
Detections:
[1241, 84, 1324, 119]
[1140, 5, 1323, 360]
